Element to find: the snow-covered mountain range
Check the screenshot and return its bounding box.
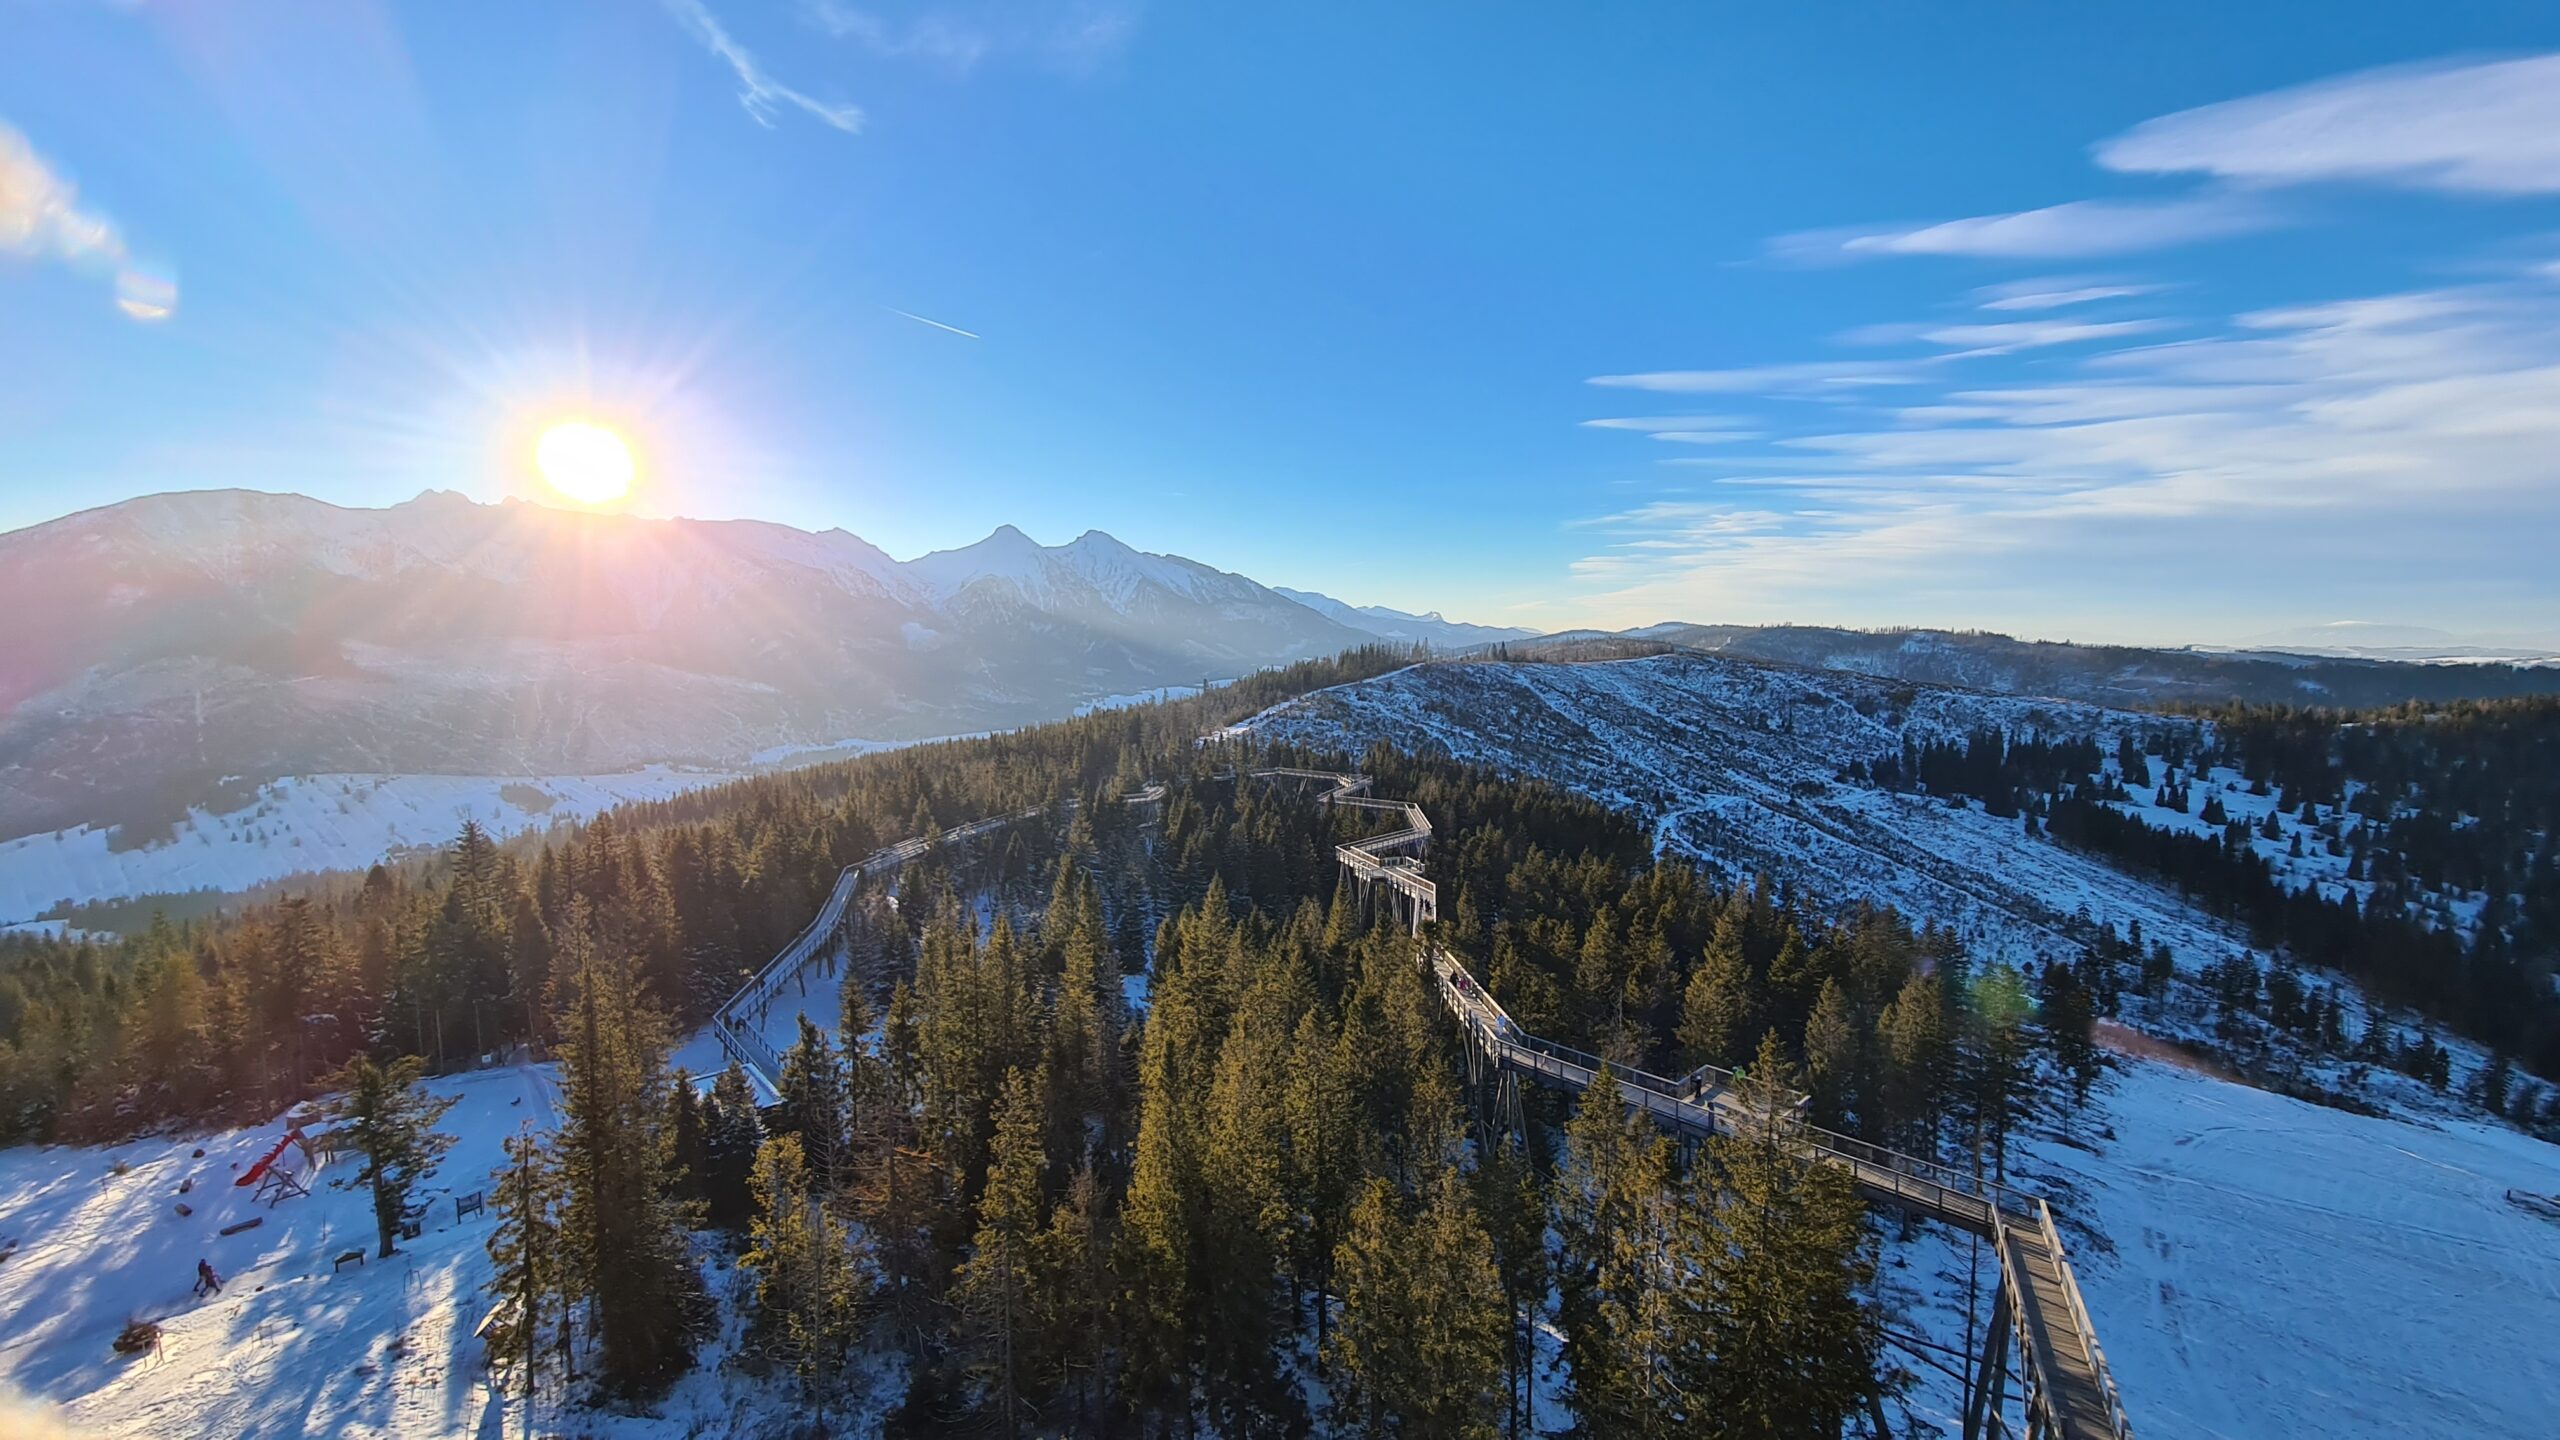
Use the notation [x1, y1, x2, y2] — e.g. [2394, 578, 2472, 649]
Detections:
[0, 490, 1509, 846]
[1615, 623, 2560, 707]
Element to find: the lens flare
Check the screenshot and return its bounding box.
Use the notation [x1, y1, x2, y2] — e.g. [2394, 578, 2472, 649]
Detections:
[534, 421, 634, 505]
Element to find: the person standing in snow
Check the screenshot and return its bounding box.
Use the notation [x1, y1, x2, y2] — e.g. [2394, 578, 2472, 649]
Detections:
[193, 1259, 222, 1297]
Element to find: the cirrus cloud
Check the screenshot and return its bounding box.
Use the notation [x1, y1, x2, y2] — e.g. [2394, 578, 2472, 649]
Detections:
[0, 120, 175, 321]
[2097, 53, 2560, 195]
[1770, 193, 2282, 264]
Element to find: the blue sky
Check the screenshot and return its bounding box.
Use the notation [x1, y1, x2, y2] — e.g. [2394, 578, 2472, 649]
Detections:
[5, 2, 2560, 644]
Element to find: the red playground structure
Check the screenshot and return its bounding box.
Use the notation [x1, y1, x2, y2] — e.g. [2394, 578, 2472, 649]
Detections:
[234, 1128, 318, 1207]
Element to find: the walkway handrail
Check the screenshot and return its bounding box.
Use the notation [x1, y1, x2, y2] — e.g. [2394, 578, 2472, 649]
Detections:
[2040, 1198, 2136, 1439]
[1274, 764, 2130, 1440]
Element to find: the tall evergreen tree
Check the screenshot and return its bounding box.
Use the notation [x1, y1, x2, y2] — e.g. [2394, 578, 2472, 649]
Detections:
[742, 1133, 866, 1389]
[956, 1066, 1049, 1435]
[551, 908, 703, 1393]
[485, 1126, 571, 1403]
[327, 1053, 457, 1258]
[1679, 908, 1757, 1070]
[1675, 1032, 1879, 1440]
[775, 1014, 850, 1193]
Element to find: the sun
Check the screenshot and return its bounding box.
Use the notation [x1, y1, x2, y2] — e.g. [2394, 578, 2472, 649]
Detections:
[535, 421, 635, 505]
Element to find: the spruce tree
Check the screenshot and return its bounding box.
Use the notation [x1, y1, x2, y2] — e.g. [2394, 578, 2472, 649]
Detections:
[552, 908, 703, 1394]
[1554, 1072, 1679, 1440]
[327, 1053, 457, 1258]
[1326, 1168, 1505, 1440]
[700, 1060, 764, 1230]
[1032, 1158, 1115, 1434]
[956, 1065, 1048, 1435]
[742, 1133, 865, 1389]
[1801, 977, 1857, 1132]
[1676, 1031, 1878, 1440]
[775, 1014, 850, 1193]
[1473, 1142, 1549, 1439]
[485, 1126, 570, 1402]
[1679, 908, 1757, 1071]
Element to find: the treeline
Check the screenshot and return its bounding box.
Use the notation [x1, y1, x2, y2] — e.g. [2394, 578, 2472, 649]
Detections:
[0, 646, 1419, 1144]
[1842, 698, 2560, 1082]
[2202, 698, 2560, 942]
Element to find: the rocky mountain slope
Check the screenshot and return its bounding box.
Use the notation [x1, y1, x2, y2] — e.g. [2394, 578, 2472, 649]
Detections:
[0, 491, 1387, 843]
[1272, 587, 1537, 649]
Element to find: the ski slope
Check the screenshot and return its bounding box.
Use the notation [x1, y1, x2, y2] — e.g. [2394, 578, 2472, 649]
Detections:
[0, 1065, 552, 1438]
[2020, 1058, 2560, 1440]
[0, 1060, 900, 1439]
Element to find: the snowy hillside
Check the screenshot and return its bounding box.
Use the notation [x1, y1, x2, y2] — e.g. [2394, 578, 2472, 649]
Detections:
[0, 768, 730, 926]
[2008, 1058, 2560, 1440]
[1240, 654, 2227, 970]
[0, 1065, 559, 1438]
[0, 1059, 898, 1438]
[1242, 653, 2560, 1437]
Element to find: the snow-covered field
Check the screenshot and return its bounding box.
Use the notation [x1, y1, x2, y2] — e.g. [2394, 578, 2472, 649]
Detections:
[0, 770, 741, 926]
[0, 1065, 556, 1438]
[0, 1056, 902, 1439]
[2021, 1058, 2560, 1439]
[0, 731, 986, 928]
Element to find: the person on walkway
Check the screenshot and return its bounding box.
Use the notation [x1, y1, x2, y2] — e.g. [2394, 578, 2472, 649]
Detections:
[193, 1259, 222, 1297]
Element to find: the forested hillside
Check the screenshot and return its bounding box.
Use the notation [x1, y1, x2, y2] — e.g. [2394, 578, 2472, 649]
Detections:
[1243, 655, 2560, 1124]
[0, 641, 2116, 1435]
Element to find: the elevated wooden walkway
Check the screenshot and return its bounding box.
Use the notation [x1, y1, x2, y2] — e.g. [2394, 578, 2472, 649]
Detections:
[717, 766, 2134, 1439]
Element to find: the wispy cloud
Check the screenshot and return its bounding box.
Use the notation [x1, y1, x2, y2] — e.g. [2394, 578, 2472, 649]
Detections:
[1771, 193, 2280, 264]
[1971, 277, 2166, 311]
[1568, 271, 2560, 634]
[0, 120, 174, 321]
[1890, 317, 2179, 355]
[663, 0, 864, 133]
[1588, 360, 1923, 395]
[2098, 53, 2560, 195]
[885, 305, 980, 338]
[800, 1, 1138, 77]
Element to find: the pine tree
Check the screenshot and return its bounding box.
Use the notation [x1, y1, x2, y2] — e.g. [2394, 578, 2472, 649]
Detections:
[1554, 1071, 1679, 1440]
[1679, 908, 1757, 1071]
[775, 1014, 850, 1193]
[551, 907, 703, 1394]
[1962, 964, 2037, 1181]
[1283, 1008, 1361, 1352]
[485, 1126, 570, 1403]
[1116, 981, 1201, 1430]
[1327, 1177, 1413, 1435]
[1676, 1031, 1878, 1440]
[1878, 974, 1949, 1151]
[742, 1133, 865, 1389]
[1474, 1142, 1549, 1439]
[1030, 1155, 1117, 1433]
[956, 1066, 1049, 1434]
[1801, 977, 1857, 1132]
[327, 1053, 457, 1258]
[667, 1069, 706, 1202]
[2038, 966, 2102, 1118]
[700, 1060, 764, 1230]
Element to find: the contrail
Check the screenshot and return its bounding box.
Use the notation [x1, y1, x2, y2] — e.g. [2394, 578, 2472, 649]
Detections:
[884, 306, 980, 339]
